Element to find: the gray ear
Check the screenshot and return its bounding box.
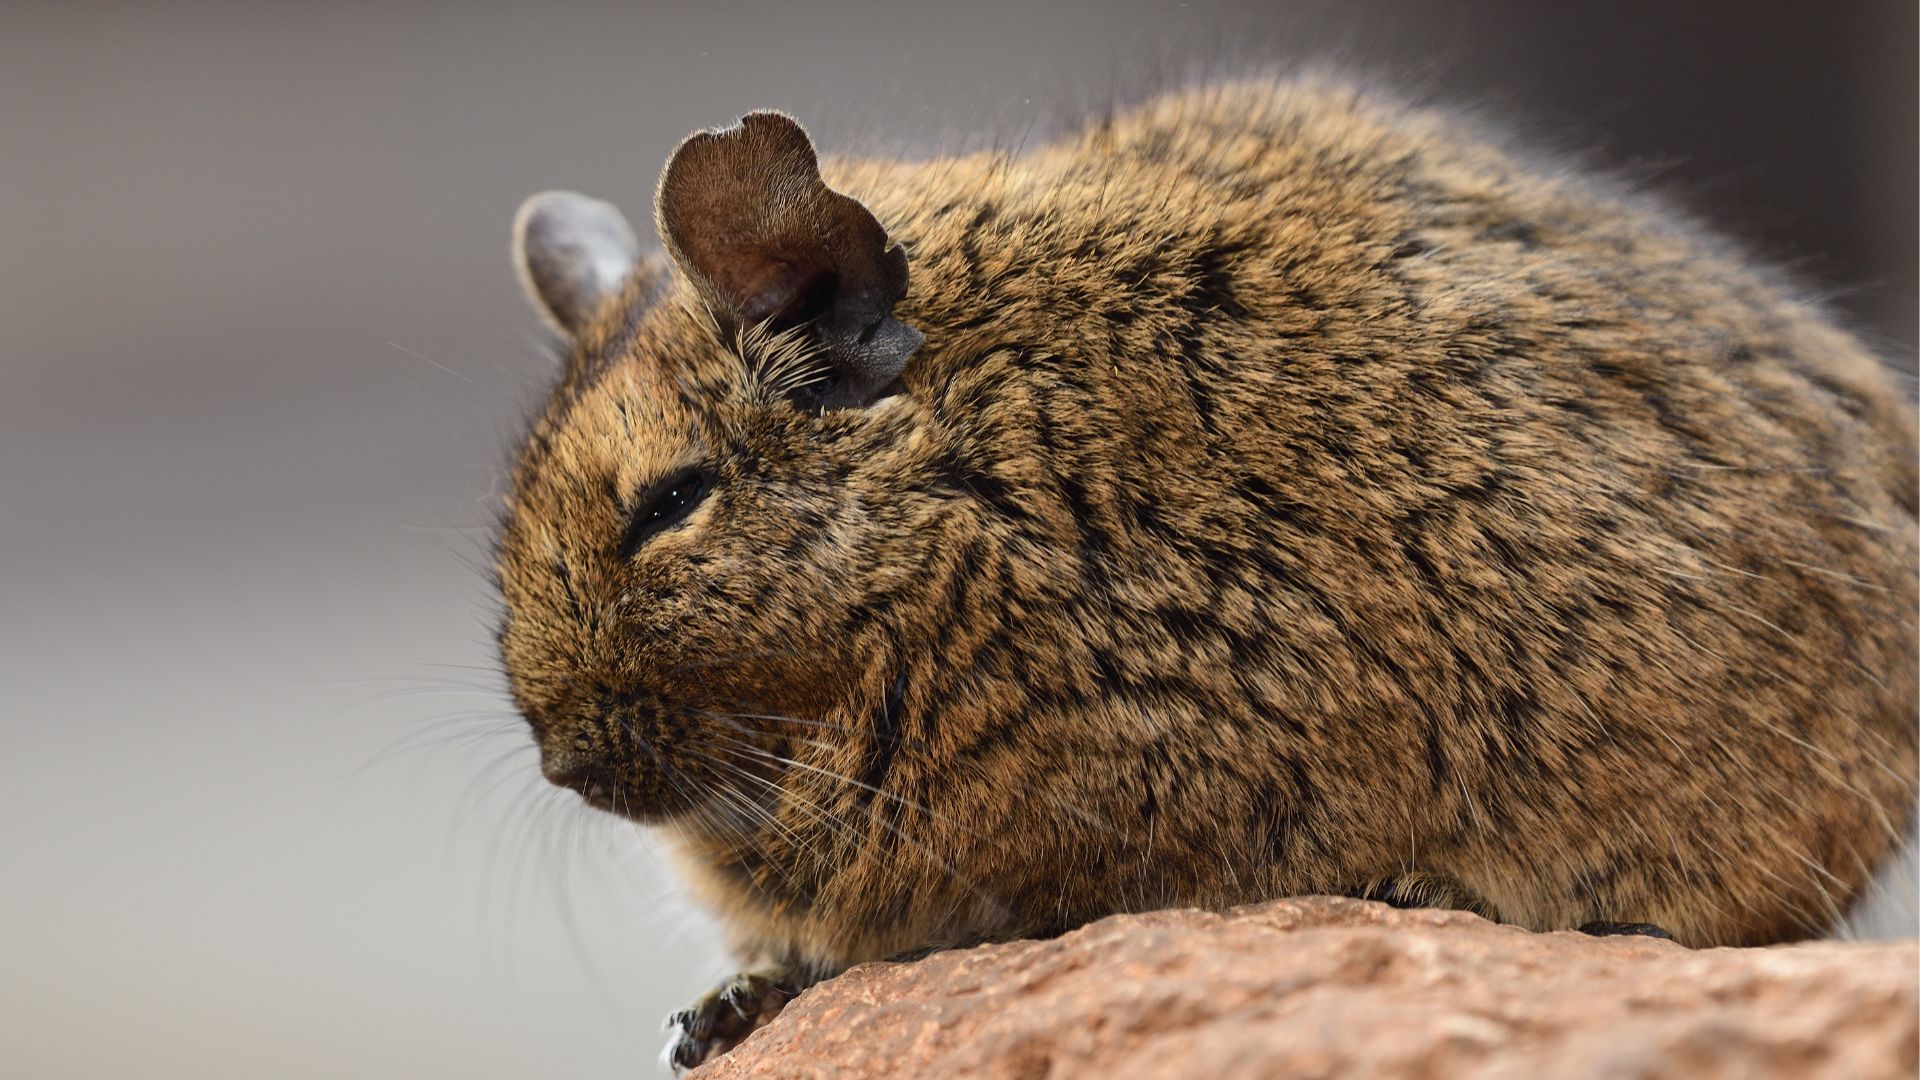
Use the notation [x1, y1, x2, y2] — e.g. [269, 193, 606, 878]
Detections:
[512, 191, 641, 338]
[655, 111, 922, 408]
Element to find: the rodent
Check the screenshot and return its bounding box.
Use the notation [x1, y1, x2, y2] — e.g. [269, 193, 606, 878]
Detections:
[491, 74, 1919, 1072]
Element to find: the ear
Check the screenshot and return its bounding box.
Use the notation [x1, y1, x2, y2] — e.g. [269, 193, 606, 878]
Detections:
[513, 191, 642, 338]
[655, 111, 923, 408]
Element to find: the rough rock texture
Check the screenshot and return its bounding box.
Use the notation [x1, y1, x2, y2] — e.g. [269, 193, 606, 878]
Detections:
[692, 897, 1917, 1080]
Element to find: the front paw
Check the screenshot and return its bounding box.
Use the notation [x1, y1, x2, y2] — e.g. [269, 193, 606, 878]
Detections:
[662, 970, 797, 1074]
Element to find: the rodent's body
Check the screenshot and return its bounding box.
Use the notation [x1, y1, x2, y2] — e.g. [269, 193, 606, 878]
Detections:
[495, 76, 1917, 1062]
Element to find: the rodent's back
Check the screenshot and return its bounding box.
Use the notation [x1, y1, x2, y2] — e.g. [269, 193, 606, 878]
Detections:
[819, 76, 1917, 947]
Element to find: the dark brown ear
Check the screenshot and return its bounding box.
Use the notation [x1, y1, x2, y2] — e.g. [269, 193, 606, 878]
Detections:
[655, 111, 922, 408]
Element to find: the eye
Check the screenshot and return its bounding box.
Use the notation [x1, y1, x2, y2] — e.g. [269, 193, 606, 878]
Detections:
[618, 467, 713, 558]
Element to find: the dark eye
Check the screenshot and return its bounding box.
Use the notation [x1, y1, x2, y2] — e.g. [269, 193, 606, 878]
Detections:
[618, 467, 713, 558]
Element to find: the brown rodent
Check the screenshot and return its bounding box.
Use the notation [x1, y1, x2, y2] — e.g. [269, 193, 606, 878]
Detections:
[491, 74, 1918, 1071]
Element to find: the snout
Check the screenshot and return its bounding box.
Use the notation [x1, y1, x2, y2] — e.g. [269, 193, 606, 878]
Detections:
[542, 755, 619, 810]
[520, 689, 706, 822]
[521, 688, 631, 811]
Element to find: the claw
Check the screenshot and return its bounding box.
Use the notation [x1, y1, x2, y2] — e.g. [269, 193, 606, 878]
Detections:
[662, 970, 800, 1075]
[720, 983, 753, 1020]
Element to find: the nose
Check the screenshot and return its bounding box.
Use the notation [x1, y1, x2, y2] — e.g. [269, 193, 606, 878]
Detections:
[541, 754, 616, 807]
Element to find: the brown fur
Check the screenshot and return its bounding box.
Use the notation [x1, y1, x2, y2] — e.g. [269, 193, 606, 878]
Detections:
[493, 75, 1918, 1062]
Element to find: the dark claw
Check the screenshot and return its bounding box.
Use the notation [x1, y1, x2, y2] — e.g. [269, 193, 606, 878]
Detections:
[667, 1033, 700, 1074]
[1578, 920, 1675, 940]
[662, 971, 798, 1075]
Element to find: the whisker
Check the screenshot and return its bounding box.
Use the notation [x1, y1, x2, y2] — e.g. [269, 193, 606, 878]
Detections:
[695, 708, 934, 753]
[705, 725, 961, 828]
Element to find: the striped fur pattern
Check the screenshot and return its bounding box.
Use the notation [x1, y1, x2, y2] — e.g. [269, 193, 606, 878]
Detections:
[494, 76, 1918, 1029]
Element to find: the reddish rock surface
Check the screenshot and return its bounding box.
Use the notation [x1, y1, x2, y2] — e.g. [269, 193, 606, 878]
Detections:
[692, 896, 1918, 1079]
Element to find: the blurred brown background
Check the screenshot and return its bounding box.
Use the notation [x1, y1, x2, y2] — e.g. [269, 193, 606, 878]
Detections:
[1, 2, 1912, 1076]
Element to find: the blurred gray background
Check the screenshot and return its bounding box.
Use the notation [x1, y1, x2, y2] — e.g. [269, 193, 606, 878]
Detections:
[1, 2, 1913, 1077]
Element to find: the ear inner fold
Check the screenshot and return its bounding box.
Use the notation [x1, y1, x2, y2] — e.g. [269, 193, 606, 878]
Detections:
[655, 111, 922, 407]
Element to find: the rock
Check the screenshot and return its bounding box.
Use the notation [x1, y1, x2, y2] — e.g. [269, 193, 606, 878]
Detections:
[690, 896, 1918, 1080]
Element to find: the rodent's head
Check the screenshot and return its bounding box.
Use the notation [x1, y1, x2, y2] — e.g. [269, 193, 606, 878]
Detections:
[495, 113, 935, 822]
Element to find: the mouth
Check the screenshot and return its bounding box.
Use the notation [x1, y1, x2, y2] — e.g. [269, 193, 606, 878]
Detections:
[546, 762, 625, 814]
[532, 690, 822, 826]
[542, 746, 727, 825]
